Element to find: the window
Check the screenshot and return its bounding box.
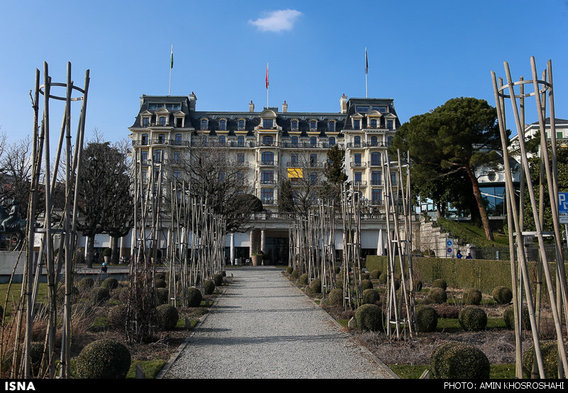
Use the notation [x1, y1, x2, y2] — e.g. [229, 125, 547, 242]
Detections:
[387, 120, 394, 130]
[157, 134, 165, 144]
[141, 134, 148, 145]
[310, 172, 318, 185]
[153, 150, 162, 163]
[291, 154, 298, 165]
[353, 119, 360, 130]
[142, 117, 149, 127]
[370, 119, 378, 129]
[354, 136, 361, 146]
[201, 119, 208, 130]
[261, 151, 274, 165]
[309, 120, 317, 131]
[387, 136, 393, 146]
[291, 136, 298, 146]
[371, 152, 381, 166]
[558, 131, 564, 139]
[263, 119, 273, 129]
[310, 154, 317, 166]
[354, 172, 362, 184]
[354, 153, 361, 165]
[219, 119, 227, 131]
[165, 103, 181, 111]
[372, 189, 382, 204]
[141, 151, 148, 164]
[310, 136, 317, 147]
[173, 151, 180, 162]
[262, 135, 274, 146]
[175, 134, 182, 145]
[237, 135, 245, 146]
[356, 106, 369, 112]
[218, 135, 226, 145]
[218, 171, 226, 182]
[329, 137, 335, 146]
[328, 121, 335, 132]
[291, 120, 299, 130]
[176, 117, 183, 128]
[173, 170, 181, 180]
[370, 136, 378, 146]
[391, 172, 397, 186]
[238, 119, 246, 130]
[237, 153, 245, 163]
[261, 171, 274, 184]
[159, 116, 167, 126]
[372, 105, 387, 113]
[371, 171, 382, 186]
[261, 188, 274, 204]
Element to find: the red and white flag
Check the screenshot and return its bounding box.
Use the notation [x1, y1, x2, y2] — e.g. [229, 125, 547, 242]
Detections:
[265, 63, 269, 89]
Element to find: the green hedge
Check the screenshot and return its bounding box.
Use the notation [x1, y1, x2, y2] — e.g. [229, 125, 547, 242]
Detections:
[366, 255, 566, 294]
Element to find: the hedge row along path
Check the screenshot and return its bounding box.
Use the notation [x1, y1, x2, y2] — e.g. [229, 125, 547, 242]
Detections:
[159, 266, 397, 379]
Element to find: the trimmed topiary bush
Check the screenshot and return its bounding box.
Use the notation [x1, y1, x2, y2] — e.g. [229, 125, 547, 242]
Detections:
[463, 288, 482, 305]
[185, 287, 203, 307]
[362, 288, 380, 305]
[213, 273, 224, 286]
[309, 278, 321, 293]
[432, 279, 447, 290]
[203, 279, 216, 295]
[492, 286, 512, 304]
[522, 341, 561, 379]
[77, 277, 95, 292]
[504, 305, 530, 330]
[156, 288, 169, 304]
[75, 339, 131, 379]
[298, 273, 309, 285]
[286, 266, 294, 275]
[416, 306, 438, 332]
[108, 304, 128, 331]
[427, 287, 447, 304]
[361, 279, 373, 290]
[326, 288, 343, 306]
[354, 304, 384, 331]
[459, 306, 487, 331]
[101, 277, 119, 290]
[156, 304, 179, 330]
[430, 343, 490, 379]
[291, 269, 299, 279]
[369, 269, 381, 279]
[92, 287, 110, 305]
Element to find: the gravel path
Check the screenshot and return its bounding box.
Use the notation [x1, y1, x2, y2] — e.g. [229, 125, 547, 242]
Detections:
[160, 267, 397, 379]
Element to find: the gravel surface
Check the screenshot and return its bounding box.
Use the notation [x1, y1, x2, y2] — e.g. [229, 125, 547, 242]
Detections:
[160, 267, 397, 379]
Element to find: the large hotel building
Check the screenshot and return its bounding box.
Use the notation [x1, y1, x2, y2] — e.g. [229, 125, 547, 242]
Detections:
[128, 92, 402, 264]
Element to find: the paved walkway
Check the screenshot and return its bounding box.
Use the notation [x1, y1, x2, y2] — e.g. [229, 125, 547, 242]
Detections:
[160, 267, 397, 379]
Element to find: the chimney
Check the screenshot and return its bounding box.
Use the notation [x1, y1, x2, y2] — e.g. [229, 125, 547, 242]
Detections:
[282, 100, 288, 113]
[189, 91, 197, 111]
[249, 100, 255, 112]
[340, 93, 348, 114]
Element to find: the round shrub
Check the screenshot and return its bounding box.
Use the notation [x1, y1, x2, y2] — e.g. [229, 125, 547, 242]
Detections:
[108, 305, 128, 331]
[291, 269, 299, 279]
[326, 288, 343, 306]
[77, 277, 95, 291]
[309, 278, 321, 293]
[504, 305, 530, 330]
[92, 287, 110, 305]
[286, 266, 293, 275]
[430, 343, 490, 379]
[427, 287, 447, 304]
[362, 288, 380, 305]
[155, 278, 167, 289]
[361, 279, 373, 290]
[156, 304, 179, 330]
[432, 279, 447, 290]
[75, 339, 131, 379]
[463, 288, 482, 305]
[203, 279, 215, 295]
[101, 277, 119, 290]
[213, 273, 224, 287]
[185, 287, 203, 307]
[459, 306, 487, 331]
[492, 286, 512, 304]
[522, 341, 560, 379]
[354, 304, 384, 331]
[369, 269, 381, 279]
[415, 306, 438, 332]
[298, 273, 309, 285]
[156, 288, 169, 304]
[378, 272, 388, 285]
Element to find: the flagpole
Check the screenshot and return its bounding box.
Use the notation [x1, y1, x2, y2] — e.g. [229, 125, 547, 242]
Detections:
[365, 47, 368, 98]
[169, 44, 173, 96]
[266, 63, 269, 108]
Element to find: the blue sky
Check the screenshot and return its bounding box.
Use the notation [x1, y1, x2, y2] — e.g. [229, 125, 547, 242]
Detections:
[1, 0, 567, 146]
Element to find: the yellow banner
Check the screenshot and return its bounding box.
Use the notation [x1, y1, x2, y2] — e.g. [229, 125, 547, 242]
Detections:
[287, 168, 303, 178]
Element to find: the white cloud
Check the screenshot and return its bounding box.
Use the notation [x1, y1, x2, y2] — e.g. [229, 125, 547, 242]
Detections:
[249, 9, 302, 32]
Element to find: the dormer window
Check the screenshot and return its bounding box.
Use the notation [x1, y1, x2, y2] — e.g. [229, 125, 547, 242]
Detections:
[219, 119, 227, 131]
[328, 120, 335, 132]
[201, 118, 209, 130]
[238, 119, 246, 131]
[158, 116, 167, 126]
[387, 120, 394, 130]
[369, 118, 378, 128]
[291, 119, 299, 131]
[142, 117, 150, 127]
[353, 119, 361, 130]
[309, 120, 317, 131]
[263, 119, 273, 129]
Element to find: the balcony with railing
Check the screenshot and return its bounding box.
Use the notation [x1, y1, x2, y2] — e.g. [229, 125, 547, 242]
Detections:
[350, 162, 367, 168]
